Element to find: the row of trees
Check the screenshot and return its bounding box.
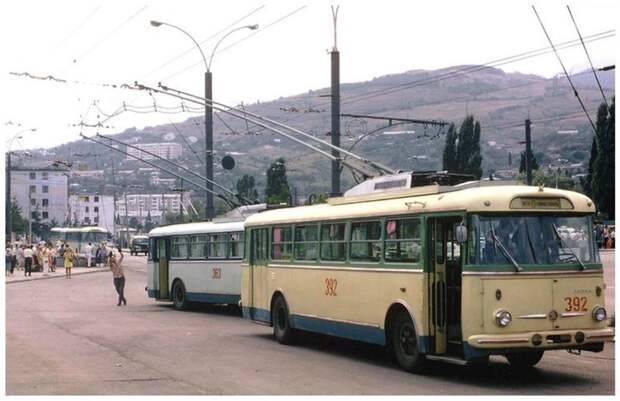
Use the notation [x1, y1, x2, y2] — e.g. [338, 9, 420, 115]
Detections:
[442, 115, 483, 179]
[584, 99, 615, 219]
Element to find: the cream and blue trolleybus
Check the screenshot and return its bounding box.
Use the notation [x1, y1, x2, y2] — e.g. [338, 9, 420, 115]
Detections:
[241, 177, 613, 371]
[146, 220, 245, 310]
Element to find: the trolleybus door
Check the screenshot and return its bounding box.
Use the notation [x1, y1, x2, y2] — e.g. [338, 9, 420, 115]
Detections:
[428, 218, 447, 354]
[158, 238, 169, 299]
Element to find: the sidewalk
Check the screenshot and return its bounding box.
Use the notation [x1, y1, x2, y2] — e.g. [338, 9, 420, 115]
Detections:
[5, 266, 109, 284]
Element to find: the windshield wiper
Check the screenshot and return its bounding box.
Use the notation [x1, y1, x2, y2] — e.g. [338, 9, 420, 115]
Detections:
[552, 223, 585, 270]
[491, 227, 522, 272]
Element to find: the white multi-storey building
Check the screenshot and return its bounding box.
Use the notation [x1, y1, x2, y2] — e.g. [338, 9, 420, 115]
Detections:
[68, 194, 115, 233]
[9, 167, 68, 225]
[115, 193, 192, 224]
[126, 142, 183, 160]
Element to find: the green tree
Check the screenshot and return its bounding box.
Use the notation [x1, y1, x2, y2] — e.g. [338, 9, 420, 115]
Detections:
[447, 115, 483, 179]
[6, 198, 27, 236]
[591, 98, 615, 219]
[265, 158, 291, 204]
[144, 211, 154, 232]
[442, 123, 458, 171]
[518, 169, 578, 191]
[235, 174, 259, 203]
[518, 149, 540, 173]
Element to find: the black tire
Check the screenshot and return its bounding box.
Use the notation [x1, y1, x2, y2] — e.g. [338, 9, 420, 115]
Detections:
[272, 295, 295, 344]
[172, 281, 190, 310]
[505, 351, 544, 369]
[391, 310, 425, 372]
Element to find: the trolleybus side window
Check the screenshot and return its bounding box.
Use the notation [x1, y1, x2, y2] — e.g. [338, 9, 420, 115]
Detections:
[272, 226, 293, 260]
[189, 235, 208, 259]
[320, 222, 347, 261]
[229, 232, 244, 259]
[252, 228, 269, 261]
[171, 236, 189, 259]
[294, 225, 318, 261]
[385, 218, 421, 263]
[149, 238, 157, 261]
[350, 220, 382, 262]
[209, 234, 227, 258]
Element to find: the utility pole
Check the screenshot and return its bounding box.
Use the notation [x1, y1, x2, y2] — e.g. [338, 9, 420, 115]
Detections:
[111, 157, 116, 239]
[124, 192, 129, 247]
[6, 152, 11, 241]
[205, 71, 214, 220]
[330, 6, 342, 197]
[525, 119, 533, 185]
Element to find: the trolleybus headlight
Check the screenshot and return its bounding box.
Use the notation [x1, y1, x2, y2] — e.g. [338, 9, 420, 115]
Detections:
[532, 334, 543, 346]
[592, 306, 607, 322]
[495, 310, 512, 327]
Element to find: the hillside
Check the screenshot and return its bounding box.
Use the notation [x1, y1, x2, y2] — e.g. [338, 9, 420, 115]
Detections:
[23, 65, 615, 202]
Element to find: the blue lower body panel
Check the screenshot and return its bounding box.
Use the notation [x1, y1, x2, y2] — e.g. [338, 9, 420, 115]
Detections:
[242, 306, 435, 350]
[186, 292, 240, 304]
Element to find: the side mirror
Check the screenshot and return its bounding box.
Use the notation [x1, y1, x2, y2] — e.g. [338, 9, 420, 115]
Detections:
[455, 223, 468, 244]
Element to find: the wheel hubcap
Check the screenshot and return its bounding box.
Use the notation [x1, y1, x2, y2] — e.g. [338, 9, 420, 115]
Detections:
[399, 323, 416, 356]
[277, 307, 286, 329]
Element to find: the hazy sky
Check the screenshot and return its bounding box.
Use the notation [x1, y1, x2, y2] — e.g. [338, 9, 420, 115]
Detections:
[1, 0, 616, 151]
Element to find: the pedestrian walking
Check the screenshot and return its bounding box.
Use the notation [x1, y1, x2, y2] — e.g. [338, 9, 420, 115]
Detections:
[23, 246, 34, 276]
[109, 247, 126, 306]
[40, 243, 50, 276]
[84, 242, 93, 268]
[49, 245, 56, 272]
[64, 246, 75, 279]
[5, 244, 11, 276]
[10, 243, 17, 274]
[17, 245, 24, 271]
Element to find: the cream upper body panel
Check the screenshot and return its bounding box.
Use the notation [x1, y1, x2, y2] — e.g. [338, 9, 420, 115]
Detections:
[245, 184, 595, 227]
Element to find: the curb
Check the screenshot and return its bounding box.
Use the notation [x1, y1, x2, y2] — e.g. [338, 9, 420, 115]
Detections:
[5, 268, 109, 284]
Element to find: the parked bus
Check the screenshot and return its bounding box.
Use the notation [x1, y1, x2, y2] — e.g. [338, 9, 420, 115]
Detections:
[146, 220, 245, 310]
[241, 181, 613, 371]
[49, 226, 111, 254]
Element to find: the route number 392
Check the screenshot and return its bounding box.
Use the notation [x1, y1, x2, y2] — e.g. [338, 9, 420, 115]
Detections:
[325, 278, 338, 296]
[564, 296, 587, 312]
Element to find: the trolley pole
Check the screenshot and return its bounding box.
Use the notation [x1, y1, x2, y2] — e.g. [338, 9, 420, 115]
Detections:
[330, 6, 342, 197]
[525, 119, 532, 185]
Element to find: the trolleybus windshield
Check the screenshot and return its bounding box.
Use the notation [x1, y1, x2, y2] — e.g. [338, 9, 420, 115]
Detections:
[471, 215, 596, 266]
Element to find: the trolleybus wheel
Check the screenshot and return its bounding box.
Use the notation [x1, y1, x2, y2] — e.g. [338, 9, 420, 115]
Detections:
[505, 351, 544, 369]
[392, 310, 425, 372]
[272, 295, 295, 344]
[172, 280, 190, 310]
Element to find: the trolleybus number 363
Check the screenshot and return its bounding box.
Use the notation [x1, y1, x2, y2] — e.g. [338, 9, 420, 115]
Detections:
[564, 296, 587, 312]
[325, 278, 338, 296]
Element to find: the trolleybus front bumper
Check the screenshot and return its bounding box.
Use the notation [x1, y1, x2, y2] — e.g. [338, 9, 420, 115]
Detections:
[467, 327, 614, 350]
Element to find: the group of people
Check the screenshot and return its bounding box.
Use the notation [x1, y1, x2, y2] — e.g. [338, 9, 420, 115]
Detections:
[5, 241, 77, 278]
[594, 224, 615, 249]
[5, 240, 128, 306]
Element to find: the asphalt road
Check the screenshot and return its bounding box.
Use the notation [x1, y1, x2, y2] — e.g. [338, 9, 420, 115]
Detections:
[5, 254, 615, 395]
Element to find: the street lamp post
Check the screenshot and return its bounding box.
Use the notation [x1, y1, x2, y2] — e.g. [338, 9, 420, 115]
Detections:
[150, 21, 258, 220]
[5, 128, 36, 242]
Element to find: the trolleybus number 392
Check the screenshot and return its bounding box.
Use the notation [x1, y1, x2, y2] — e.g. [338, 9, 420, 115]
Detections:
[325, 278, 338, 296]
[564, 296, 587, 312]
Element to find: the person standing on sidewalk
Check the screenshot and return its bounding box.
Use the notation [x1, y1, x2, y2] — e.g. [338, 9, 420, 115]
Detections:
[64, 246, 75, 279]
[84, 242, 93, 268]
[108, 247, 126, 306]
[17, 245, 24, 271]
[23, 246, 33, 276]
[49, 244, 56, 272]
[5, 244, 11, 276]
[40, 243, 50, 276]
